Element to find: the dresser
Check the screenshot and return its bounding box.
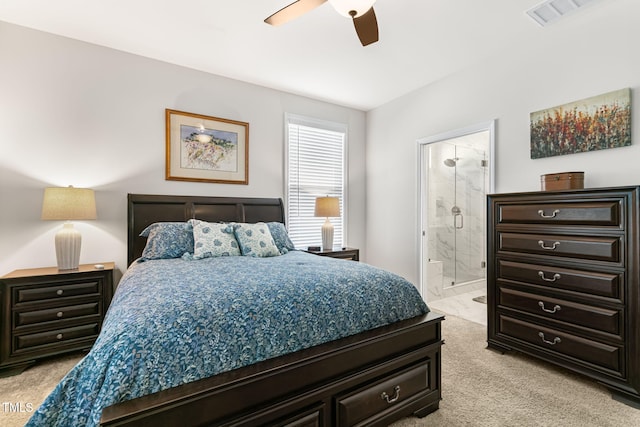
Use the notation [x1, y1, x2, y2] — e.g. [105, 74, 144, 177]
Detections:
[487, 186, 640, 407]
[0, 262, 114, 376]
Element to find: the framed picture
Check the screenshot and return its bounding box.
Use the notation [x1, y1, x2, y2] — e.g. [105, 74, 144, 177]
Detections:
[530, 88, 631, 159]
[165, 109, 249, 184]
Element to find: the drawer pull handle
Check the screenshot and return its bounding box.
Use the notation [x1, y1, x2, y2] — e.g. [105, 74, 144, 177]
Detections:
[538, 271, 561, 282]
[538, 240, 560, 250]
[56, 289, 64, 296]
[538, 332, 561, 345]
[56, 334, 63, 340]
[538, 301, 561, 314]
[56, 311, 64, 318]
[538, 209, 560, 218]
[381, 386, 401, 404]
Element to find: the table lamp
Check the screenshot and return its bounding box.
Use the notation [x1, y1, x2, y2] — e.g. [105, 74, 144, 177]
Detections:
[314, 196, 340, 251]
[41, 186, 97, 270]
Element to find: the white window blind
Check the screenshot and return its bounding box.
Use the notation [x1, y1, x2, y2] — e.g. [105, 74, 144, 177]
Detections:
[286, 114, 346, 249]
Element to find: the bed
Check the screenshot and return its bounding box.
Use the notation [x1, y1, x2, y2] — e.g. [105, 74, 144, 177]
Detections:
[28, 194, 444, 427]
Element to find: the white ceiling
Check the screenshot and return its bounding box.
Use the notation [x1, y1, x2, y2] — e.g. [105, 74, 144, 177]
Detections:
[0, 0, 613, 110]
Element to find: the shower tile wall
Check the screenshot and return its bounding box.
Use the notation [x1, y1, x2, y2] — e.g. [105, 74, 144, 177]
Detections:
[426, 141, 487, 302]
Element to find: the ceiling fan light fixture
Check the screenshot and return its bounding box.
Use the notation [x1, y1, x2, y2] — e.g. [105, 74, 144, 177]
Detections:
[328, 0, 376, 18]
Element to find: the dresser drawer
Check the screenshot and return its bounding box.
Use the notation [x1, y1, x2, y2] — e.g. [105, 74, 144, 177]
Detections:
[337, 362, 430, 426]
[498, 232, 621, 262]
[15, 323, 99, 351]
[14, 302, 101, 327]
[497, 201, 621, 226]
[14, 280, 101, 304]
[497, 260, 622, 301]
[498, 315, 622, 373]
[499, 288, 622, 336]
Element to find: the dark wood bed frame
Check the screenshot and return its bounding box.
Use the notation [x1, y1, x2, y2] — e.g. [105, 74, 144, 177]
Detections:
[100, 194, 444, 427]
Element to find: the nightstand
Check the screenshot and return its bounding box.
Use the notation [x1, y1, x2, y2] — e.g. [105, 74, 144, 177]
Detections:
[0, 262, 114, 376]
[306, 247, 359, 261]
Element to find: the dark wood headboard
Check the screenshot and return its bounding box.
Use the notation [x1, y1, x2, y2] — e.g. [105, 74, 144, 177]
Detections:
[127, 194, 285, 266]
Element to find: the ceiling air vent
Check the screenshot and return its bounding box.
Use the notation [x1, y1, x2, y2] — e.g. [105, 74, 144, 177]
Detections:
[526, 0, 600, 27]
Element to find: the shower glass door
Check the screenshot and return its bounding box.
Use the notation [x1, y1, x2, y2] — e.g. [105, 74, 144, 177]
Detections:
[426, 136, 488, 288]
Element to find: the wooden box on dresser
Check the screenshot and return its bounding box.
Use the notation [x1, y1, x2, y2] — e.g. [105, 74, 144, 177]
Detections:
[0, 262, 114, 376]
[487, 186, 640, 407]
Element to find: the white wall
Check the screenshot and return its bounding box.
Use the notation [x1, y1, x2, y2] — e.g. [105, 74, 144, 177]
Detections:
[365, 0, 640, 286]
[0, 21, 366, 277]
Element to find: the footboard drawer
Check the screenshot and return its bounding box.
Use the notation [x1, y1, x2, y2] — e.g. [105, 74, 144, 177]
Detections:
[336, 362, 431, 426]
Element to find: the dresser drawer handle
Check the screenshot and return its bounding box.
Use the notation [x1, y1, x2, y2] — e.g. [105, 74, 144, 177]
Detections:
[538, 209, 560, 218]
[56, 334, 63, 340]
[538, 240, 560, 250]
[56, 311, 64, 318]
[56, 289, 64, 296]
[538, 271, 561, 282]
[381, 385, 401, 404]
[538, 301, 561, 314]
[538, 332, 561, 345]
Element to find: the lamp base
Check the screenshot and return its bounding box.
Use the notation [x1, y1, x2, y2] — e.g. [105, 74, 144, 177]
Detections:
[55, 222, 82, 270]
[321, 218, 334, 251]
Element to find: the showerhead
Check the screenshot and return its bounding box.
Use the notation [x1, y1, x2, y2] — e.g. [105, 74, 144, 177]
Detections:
[443, 158, 457, 167]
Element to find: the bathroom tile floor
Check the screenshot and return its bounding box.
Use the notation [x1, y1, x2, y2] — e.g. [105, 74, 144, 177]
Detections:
[427, 288, 487, 326]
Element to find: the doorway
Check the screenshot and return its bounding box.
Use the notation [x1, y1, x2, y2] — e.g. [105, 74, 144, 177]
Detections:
[418, 121, 495, 309]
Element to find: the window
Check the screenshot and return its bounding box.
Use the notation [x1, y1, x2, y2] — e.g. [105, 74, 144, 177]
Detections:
[285, 113, 346, 249]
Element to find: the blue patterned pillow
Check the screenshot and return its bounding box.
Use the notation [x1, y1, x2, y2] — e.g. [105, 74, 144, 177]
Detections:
[233, 222, 281, 257]
[139, 222, 194, 260]
[189, 219, 241, 259]
[266, 222, 296, 254]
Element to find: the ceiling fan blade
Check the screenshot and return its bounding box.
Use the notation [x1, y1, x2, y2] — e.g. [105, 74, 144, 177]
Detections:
[265, 0, 327, 26]
[352, 7, 378, 46]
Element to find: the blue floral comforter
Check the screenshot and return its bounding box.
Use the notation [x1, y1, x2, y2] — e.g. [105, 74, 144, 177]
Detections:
[27, 251, 428, 426]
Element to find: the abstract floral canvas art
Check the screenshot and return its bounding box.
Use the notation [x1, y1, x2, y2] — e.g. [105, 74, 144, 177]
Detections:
[530, 88, 631, 159]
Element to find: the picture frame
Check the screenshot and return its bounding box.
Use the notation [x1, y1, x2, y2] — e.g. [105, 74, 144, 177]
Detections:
[165, 109, 249, 184]
[530, 88, 631, 159]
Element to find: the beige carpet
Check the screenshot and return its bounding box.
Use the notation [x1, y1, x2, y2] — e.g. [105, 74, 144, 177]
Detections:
[2, 314, 639, 426]
[0, 352, 83, 426]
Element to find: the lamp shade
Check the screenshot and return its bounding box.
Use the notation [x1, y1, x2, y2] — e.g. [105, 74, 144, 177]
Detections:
[41, 186, 97, 221]
[314, 196, 340, 218]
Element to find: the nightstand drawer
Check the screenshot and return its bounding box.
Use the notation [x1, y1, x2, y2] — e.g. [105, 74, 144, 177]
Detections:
[15, 323, 99, 351]
[498, 232, 621, 263]
[15, 302, 101, 327]
[498, 315, 622, 373]
[497, 201, 621, 226]
[499, 288, 622, 336]
[15, 280, 101, 304]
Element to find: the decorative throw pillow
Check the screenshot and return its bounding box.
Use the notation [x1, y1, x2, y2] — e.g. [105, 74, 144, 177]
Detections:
[139, 222, 194, 260]
[233, 222, 281, 257]
[266, 222, 296, 254]
[189, 219, 241, 259]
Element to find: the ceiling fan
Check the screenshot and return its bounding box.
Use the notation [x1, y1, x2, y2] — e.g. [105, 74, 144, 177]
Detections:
[265, 0, 379, 46]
